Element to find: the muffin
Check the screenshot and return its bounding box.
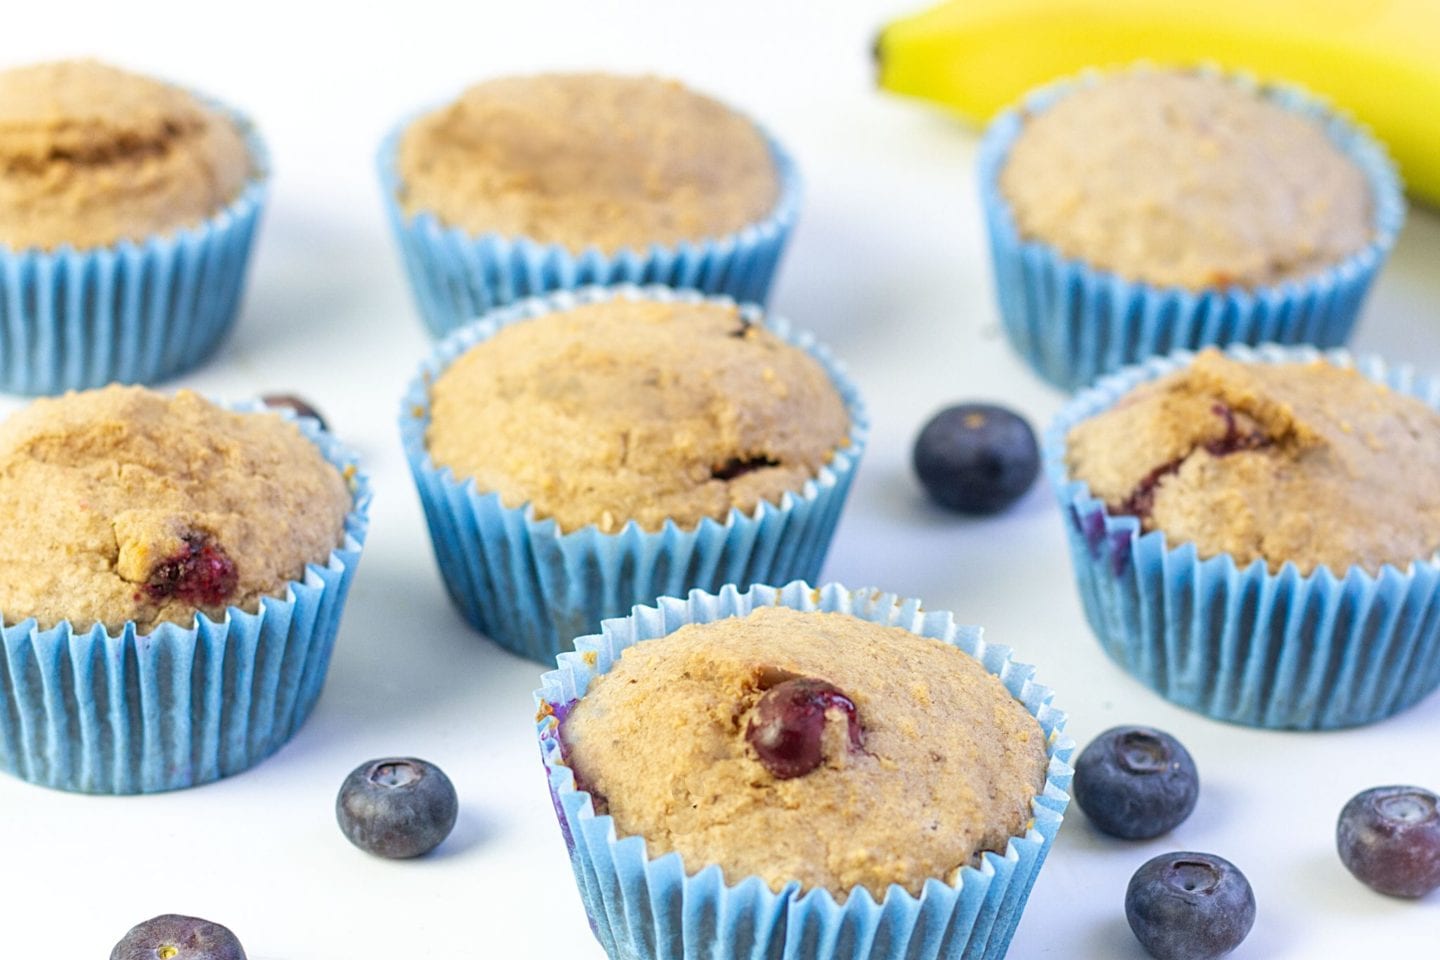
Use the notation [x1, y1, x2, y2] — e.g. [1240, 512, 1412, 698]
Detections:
[536, 582, 1073, 960]
[0, 386, 349, 632]
[397, 73, 778, 255]
[978, 67, 1404, 391]
[0, 60, 251, 251]
[1047, 344, 1440, 729]
[425, 296, 849, 535]
[0, 386, 371, 793]
[401, 285, 866, 664]
[379, 73, 800, 336]
[561, 605, 1048, 899]
[0, 59, 268, 394]
[1066, 348, 1440, 575]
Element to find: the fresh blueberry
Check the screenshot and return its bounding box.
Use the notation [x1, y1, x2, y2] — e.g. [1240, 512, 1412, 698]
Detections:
[261, 393, 328, 431]
[1126, 852, 1255, 960]
[110, 914, 245, 960]
[912, 403, 1039, 514]
[745, 677, 863, 779]
[1073, 725, 1198, 839]
[336, 757, 458, 859]
[1336, 784, 1440, 898]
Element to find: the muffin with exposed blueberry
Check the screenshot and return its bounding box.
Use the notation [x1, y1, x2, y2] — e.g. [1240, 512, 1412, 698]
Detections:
[536, 582, 1072, 960]
[380, 73, 799, 334]
[563, 605, 1046, 897]
[401, 285, 865, 664]
[0, 385, 370, 793]
[979, 66, 1403, 389]
[0, 59, 268, 394]
[1049, 344, 1440, 728]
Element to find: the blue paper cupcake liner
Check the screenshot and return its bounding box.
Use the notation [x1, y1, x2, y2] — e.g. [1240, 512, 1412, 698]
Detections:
[377, 108, 801, 338]
[0, 96, 270, 396]
[978, 67, 1406, 392]
[535, 581, 1075, 960]
[0, 403, 371, 793]
[1046, 343, 1440, 729]
[400, 285, 868, 664]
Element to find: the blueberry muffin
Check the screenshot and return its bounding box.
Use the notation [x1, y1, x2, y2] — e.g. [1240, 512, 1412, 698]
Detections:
[998, 69, 1373, 290]
[1065, 348, 1440, 575]
[395, 72, 779, 254]
[559, 605, 1048, 898]
[0, 59, 252, 251]
[425, 297, 851, 534]
[0, 385, 351, 633]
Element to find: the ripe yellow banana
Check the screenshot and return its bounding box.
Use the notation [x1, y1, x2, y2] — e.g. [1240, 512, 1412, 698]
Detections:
[876, 0, 1440, 205]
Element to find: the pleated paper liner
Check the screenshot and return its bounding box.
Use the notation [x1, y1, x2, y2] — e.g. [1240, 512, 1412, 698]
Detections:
[0, 403, 371, 793]
[535, 581, 1074, 960]
[978, 67, 1405, 392]
[401, 285, 867, 664]
[1046, 343, 1440, 729]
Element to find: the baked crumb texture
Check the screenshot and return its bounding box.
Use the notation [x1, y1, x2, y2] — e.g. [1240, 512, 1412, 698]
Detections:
[426, 297, 850, 534]
[1067, 348, 1440, 575]
[0, 385, 351, 633]
[398, 73, 778, 254]
[0, 59, 251, 251]
[561, 606, 1048, 901]
[1000, 70, 1372, 290]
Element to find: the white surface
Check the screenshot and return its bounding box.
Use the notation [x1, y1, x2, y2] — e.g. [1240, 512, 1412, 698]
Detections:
[2, 2, 1438, 956]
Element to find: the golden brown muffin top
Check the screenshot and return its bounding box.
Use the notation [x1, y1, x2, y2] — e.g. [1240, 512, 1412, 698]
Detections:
[425, 298, 851, 534]
[0, 386, 352, 633]
[999, 70, 1372, 290]
[0, 59, 253, 251]
[560, 606, 1048, 900]
[1066, 349, 1440, 575]
[396, 73, 779, 254]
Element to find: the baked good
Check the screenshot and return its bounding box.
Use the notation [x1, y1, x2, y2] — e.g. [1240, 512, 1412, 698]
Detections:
[395, 72, 778, 254]
[0, 59, 251, 251]
[0, 59, 266, 394]
[559, 604, 1049, 899]
[425, 296, 850, 534]
[403, 287, 865, 664]
[998, 69, 1372, 290]
[1050, 345, 1440, 728]
[0, 385, 351, 633]
[1065, 347, 1440, 575]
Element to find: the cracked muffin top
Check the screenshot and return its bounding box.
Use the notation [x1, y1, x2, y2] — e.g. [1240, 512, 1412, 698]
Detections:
[0, 59, 252, 251]
[999, 69, 1373, 290]
[424, 297, 851, 534]
[396, 73, 779, 254]
[0, 385, 352, 633]
[1066, 349, 1440, 575]
[559, 606, 1049, 900]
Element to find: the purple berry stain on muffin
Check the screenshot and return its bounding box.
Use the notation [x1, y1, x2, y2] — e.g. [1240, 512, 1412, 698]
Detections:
[746, 676, 864, 779]
[551, 697, 610, 822]
[1119, 403, 1271, 520]
[1071, 499, 1137, 576]
[1202, 403, 1269, 457]
[1108, 529, 1136, 577]
[144, 533, 238, 607]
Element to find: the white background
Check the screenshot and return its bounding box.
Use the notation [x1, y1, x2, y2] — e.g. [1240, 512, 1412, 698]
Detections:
[1, 1, 1437, 956]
